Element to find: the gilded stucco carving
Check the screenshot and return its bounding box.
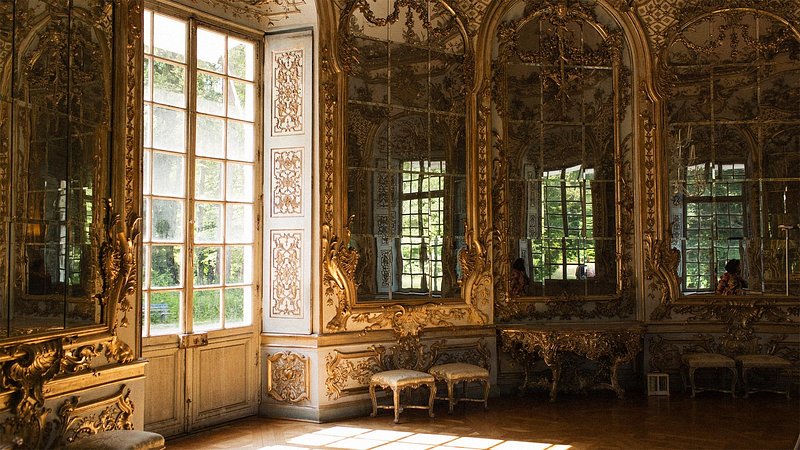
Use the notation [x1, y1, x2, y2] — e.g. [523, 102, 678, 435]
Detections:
[272, 49, 304, 135]
[57, 386, 135, 445]
[267, 352, 310, 403]
[271, 148, 303, 216]
[325, 348, 384, 400]
[270, 231, 303, 318]
[323, 221, 361, 332]
[183, 0, 306, 26]
[352, 303, 465, 337]
[644, 234, 680, 320]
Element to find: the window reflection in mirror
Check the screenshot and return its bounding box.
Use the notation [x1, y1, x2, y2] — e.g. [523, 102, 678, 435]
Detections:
[496, 2, 626, 298]
[666, 10, 800, 296]
[0, 0, 112, 337]
[344, 0, 468, 301]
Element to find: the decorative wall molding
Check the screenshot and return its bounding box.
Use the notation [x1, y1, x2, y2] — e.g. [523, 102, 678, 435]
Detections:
[270, 230, 303, 318]
[271, 148, 303, 217]
[181, 0, 306, 26]
[58, 386, 135, 445]
[266, 352, 310, 403]
[272, 49, 304, 136]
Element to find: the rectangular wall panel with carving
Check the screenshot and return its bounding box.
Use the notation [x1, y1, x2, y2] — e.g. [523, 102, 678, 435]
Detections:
[263, 31, 313, 334]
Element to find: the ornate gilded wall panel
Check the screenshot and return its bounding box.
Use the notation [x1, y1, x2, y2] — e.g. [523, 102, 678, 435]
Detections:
[58, 386, 135, 445]
[178, 0, 306, 27]
[272, 49, 304, 136]
[266, 352, 310, 403]
[270, 231, 303, 318]
[271, 148, 303, 216]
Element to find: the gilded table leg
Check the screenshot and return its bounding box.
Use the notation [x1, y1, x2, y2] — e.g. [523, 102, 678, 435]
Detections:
[610, 359, 625, 399]
[548, 361, 562, 402]
[369, 383, 378, 417]
[427, 384, 436, 418]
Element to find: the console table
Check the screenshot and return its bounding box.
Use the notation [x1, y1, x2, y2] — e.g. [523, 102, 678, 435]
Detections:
[500, 324, 644, 401]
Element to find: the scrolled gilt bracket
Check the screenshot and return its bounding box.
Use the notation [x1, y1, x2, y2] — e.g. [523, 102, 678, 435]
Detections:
[352, 303, 466, 338]
[458, 226, 492, 325]
[323, 220, 360, 332]
[645, 234, 681, 320]
[97, 199, 140, 363]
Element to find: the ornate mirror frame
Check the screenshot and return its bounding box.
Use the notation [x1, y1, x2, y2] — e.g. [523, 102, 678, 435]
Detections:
[0, 0, 142, 443]
[488, 0, 635, 322]
[644, 2, 800, 323]
[319, 0, 493, 332]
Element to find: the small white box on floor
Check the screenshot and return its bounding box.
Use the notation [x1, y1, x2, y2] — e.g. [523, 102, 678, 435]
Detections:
[647, 373, 670, 396]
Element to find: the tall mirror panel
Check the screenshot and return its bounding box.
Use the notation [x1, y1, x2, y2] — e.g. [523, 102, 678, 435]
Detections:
[665, 10, 800, 296]
[344, 0, 468, 301]
[2, 0, 112, 337]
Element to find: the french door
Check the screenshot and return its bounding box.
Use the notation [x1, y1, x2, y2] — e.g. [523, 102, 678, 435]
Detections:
[140, 6, 262, 436]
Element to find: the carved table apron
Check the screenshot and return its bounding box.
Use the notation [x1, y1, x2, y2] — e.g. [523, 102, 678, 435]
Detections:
[500, 325, 644, 401]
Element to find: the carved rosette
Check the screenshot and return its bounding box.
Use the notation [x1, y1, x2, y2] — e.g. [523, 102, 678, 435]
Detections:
[267, 352, 310, 403]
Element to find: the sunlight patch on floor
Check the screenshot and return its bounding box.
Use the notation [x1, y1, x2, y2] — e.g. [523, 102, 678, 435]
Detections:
[262, 426, 571, 450]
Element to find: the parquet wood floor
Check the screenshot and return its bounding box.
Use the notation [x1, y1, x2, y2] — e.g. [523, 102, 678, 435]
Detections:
[167, 392, 799, 449]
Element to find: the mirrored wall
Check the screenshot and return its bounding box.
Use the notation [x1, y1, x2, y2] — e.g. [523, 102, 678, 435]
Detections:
[664, 9, 800, 296]
[493, 1, 630, 299]
[343, 0, 468, 301]
[0, 0, 112, 337]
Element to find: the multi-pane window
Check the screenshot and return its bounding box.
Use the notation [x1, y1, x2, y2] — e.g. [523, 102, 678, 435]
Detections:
[142, 10, 257, 336]
[683, 163, 745, 290]
[400, 161, 445, 292]
[533, 165, 594, 281]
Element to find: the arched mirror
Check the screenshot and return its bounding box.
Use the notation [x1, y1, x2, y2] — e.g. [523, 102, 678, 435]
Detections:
[492, 1, 632, 302]
[664, 9, 800, 296]
[1, 0, 113, 337]
[341, 0, 469, 301]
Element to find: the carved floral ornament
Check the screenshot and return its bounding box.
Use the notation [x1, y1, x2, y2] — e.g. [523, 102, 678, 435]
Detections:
[267, 352, 311, 403]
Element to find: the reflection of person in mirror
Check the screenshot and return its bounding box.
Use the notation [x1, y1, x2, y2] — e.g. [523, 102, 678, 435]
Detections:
[575, 264, 588, 280]
[510, 258, 530, 297]
[716, 258, 748, 295]
[28, 258, 52, 295]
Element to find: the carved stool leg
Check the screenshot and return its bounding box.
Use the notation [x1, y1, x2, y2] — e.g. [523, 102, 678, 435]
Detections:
[393, 388, 401, 424]
[447, 381, 455, 414]
[727, 367, 737, 398]
[369, 383, 378, 417]
[482, 379, 490, 411]
[549, 363, 562, 402]
[427, 384, 436, 418]
[688, 367, 697, 398]
[741, 367, 750, 398]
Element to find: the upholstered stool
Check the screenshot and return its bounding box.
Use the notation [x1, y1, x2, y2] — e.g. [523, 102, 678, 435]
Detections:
[65, 430, 165, 450]
[734, 354, 792, 399]
[681, 353, 737, 398]
[429, 363, 490, 414]
[369, 369, 436, 423]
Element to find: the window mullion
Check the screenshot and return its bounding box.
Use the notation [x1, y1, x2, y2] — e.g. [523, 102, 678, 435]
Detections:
[185, 18, 198, 334]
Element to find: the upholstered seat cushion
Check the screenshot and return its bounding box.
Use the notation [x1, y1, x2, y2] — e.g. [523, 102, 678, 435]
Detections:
[681, 352, 735, 368]
[734, 354, 792, 368]
[65, 430, 165, 450]
[429, 363, 489, 381]
[370, 369, 435, 389]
